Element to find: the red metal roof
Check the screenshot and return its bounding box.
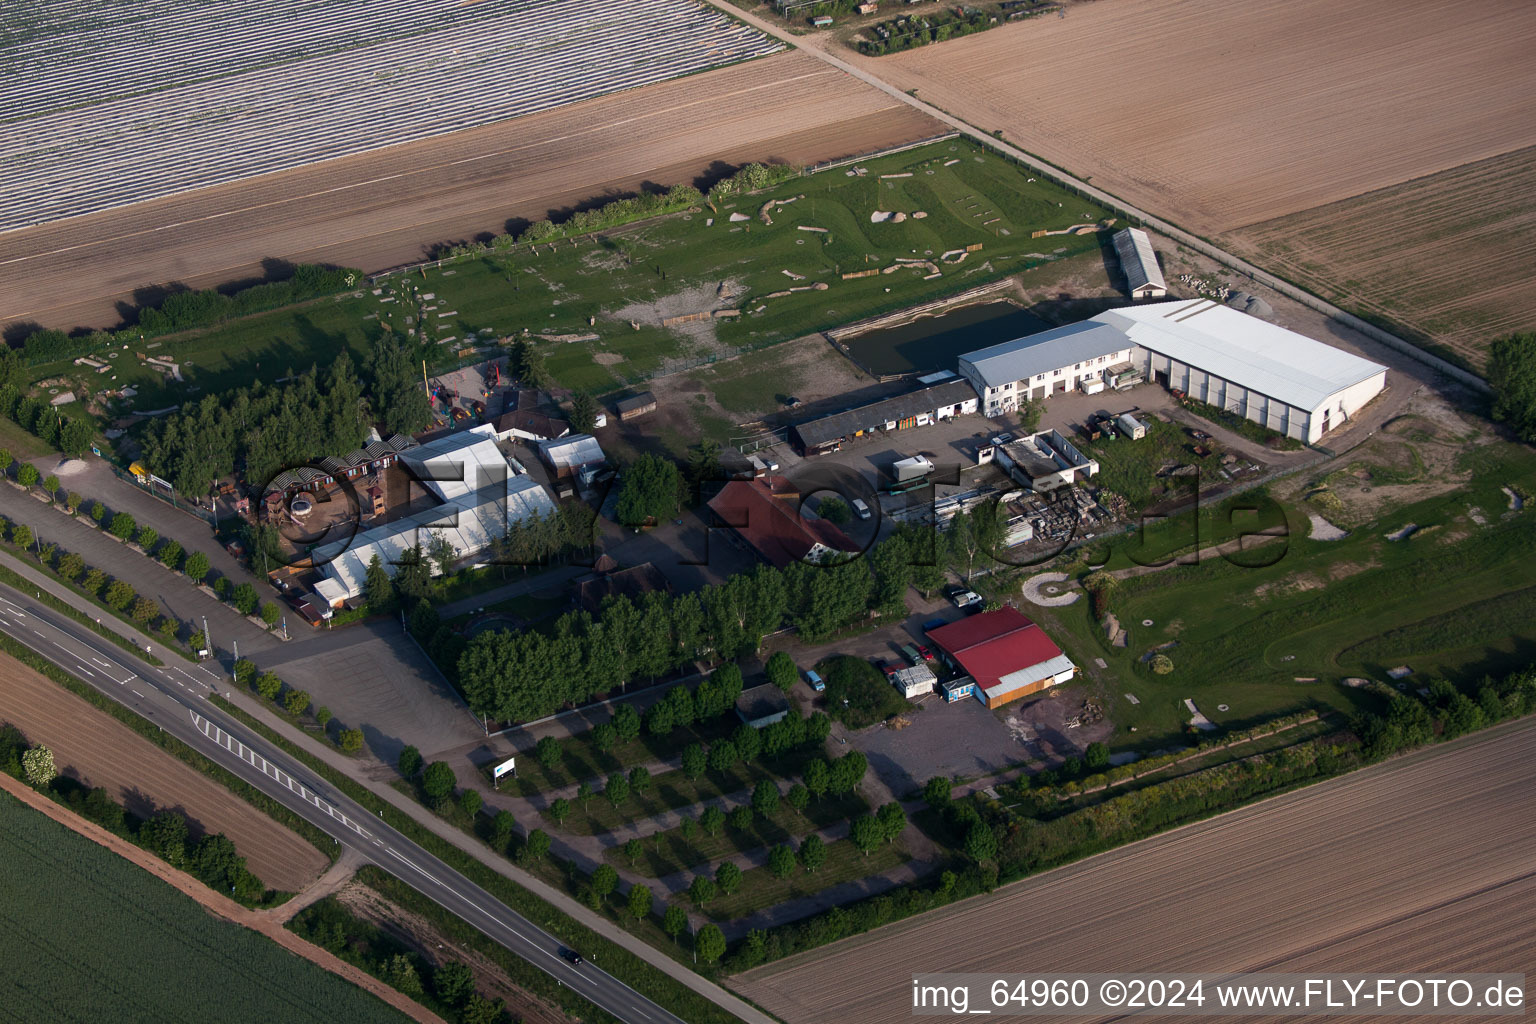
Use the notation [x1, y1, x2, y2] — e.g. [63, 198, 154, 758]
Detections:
[926, 606, 1064, 695]
[707, 477, 860, 568]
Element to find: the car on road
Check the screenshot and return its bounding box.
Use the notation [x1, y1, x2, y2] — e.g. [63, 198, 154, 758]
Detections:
[561, 948, 583, 965]
[899, 643, 924, 665]
[851, 497, 872, 520]
[914, 641, 933, 660]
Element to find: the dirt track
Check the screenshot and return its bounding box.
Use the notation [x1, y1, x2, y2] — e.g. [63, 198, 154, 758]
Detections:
[0, 50, 941, 332]
[734, 717, 1536, 1023]
[0, 651, 328, 892]
[851, 0, 1536, 236]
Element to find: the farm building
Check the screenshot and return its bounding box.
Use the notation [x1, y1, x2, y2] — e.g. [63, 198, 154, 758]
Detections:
[960, 301, 1387, 442]
[576, 560, 672, 615]
[493, 409, 569, 443]
[614, 391, 657, 421]
[1112, 227, 1167, 299]
[313, 430, 556, 601]
[926, 606, 1074, 709]
[736, 684, 791, 729]
[537, 434, 607, 484]
[707, 475, 861, 567]
[790, 379, 978, 455]
[991, 429, 1098, 493]
[892, 664, 936, 699]
[1102, 299, 1388, 443]
[958, 322, 1135, 416]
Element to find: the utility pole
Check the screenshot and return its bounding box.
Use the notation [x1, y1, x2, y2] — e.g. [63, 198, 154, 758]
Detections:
[201, 615, 211, 660]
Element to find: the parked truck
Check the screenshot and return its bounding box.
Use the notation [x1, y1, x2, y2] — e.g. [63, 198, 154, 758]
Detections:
[891, 454, 933, 483]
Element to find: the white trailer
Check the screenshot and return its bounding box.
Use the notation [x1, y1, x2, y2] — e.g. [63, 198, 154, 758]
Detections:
[892, 455, 934, 482]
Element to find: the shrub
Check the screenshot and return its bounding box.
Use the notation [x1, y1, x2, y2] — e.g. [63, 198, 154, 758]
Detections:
[765, 651, 798, 692]
[135, 526, 158, 550]
[109, 512, 135, 539]
[89, 501, 105, 523]
[422, 761, 456, 805]
[103, 579, 135, 611]
[315, 706, 332, 728]
[65, 491, 81, 513]
[260, 601, 281, 626]
[157, 540, 183, 569]
[398, 745, 422, 778]
[183, 551, 211, 582]
[232, 583, 259, 615]
[129, 596, 160, 624]
[284, 689, 311, 716]
[1150, 654, 1174, 675]
[255, 672, 282, 701]
[338, 728, 364, 753]
[460, 789, 482, 817]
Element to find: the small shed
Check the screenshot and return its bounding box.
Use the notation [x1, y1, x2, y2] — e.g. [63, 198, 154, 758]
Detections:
[615, 391, 657, 422]
[736, 684, 791, 729]
[892, 664, 936, 699]
[1116, 413, 1147, 440]
[811, 15, 834, 26]
[941, 678, 976, 703]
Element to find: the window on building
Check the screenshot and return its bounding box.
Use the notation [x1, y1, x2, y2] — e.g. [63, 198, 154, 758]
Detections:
[1035, 374, 1045, 382]
[1074, 363, 1081, 370]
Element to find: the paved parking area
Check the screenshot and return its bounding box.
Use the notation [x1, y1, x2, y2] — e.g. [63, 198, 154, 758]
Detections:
[856, 695, 1030, 798]
[251, 622, 484, 761]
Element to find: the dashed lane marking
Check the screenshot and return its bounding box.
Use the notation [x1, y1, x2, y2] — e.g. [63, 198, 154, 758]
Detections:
[131, 689, 146, 698]
[75, 664, 94, 677]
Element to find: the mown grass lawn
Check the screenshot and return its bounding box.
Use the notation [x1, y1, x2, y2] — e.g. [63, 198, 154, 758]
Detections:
[698, 836, 910, 922]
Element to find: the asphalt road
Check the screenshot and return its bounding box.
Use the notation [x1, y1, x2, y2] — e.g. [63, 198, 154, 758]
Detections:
[0, 580, 686, 1024]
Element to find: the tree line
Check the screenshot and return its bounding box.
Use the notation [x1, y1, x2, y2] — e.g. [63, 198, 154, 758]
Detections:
[141, 338, 430, 497]
[0, 350, 94, 457]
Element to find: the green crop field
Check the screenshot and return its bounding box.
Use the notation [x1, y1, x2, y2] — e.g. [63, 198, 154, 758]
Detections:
[44, 139, 1108, 413]
[0, 792, 406, 1023]
[1031, 437, 1536, 752]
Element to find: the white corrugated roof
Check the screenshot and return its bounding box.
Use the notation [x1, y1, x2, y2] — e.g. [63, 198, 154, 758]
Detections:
[538, 433, 605, 470]
[959, 321, 1131, 388]
[1113, 227, 1166, 293]
[315, 474, 556, 599]
[1096, 300, 1386, 412]
[981, 654, 1074, 699]
[400, 425, 513, 502]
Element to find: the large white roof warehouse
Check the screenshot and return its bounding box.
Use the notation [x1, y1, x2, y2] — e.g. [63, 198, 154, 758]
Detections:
[1100, 299, 1386, 442]
[958, 299, 1386, 444]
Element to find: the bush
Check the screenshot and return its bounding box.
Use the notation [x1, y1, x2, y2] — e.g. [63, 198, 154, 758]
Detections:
[255, 672, 282, 701]
[422, 761, 456, 805]
[338, 728, 365, 754]
[183, 551, 211, 583]
[108, 512, 135, 539]
[284, 689, 311, 716]
[460, 789, 482, 817]
[135, 526, 158, 550]
[315, 706, 332, 728]
[103, 579, 135, 611]
[260, 601, 281, 626]
[398, 745, 422, 778]
[232, 583, 259, 615]
[765, 651, 798, 692]
[1150, 654, 1174, 675]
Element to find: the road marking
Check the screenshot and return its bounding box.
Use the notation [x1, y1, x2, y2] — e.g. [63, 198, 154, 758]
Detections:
[92, 657, 111, 668]
[131, 689, 146, 698]
[33, 629, 44, 636]
[75, 663, 95, 677]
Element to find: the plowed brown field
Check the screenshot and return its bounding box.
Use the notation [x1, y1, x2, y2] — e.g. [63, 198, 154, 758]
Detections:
[1224, 148, 1536, 369]
[0, 652, 328, 891]
[850, 0, 1536, 236]
[734, 718, 1536, 1023]
[0, 51, 942, 332]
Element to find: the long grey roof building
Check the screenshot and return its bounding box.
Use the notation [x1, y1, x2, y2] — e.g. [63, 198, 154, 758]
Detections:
[791, 379, 979, 454]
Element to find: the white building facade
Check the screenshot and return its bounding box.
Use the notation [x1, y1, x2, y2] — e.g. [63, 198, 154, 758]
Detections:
[957, 322, 1134, 416]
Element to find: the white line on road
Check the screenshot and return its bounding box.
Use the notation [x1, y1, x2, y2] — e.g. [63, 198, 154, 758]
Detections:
[131, 689, 145, 698]
[91, 657, 111, 668]
[75, 663, 95, 677]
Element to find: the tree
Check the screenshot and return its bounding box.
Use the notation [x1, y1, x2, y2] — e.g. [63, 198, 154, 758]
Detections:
[461, 996, 502, 1024]
[339, 728, 365, 753]
[612, 703, 641, 743]
[923, 776, 953, 809]
[315, 706, 332, 728]
[696, 923, 726, 964]
[398, 745, 423, 778]
[135, 526, 158, 550]
[64, 491, 81, 514]
[621, 837, 643, 866]
[21, 745, 56, 786]
[803, 758, 830, 800]
[577, 781, 593, 806]
[370, 335, 434, 436]
[751, 779, 780, 817]
[59, 420, 92, 459]
[732, 723, 762, 764]
[591, 863, 619, 905]
[591, 721, 616, 752]
[699, 805, 725, 836]
[536, 736, 562, 772]
[393, 545, 431, 602]
[688, 875, 717, 906]
[818, 496, 851, 525]
[681, 742, 707, 780]
[89, 501, 105, 524]
[491, 809, 516, 850]
[157, 540, 184, 569]
[767, 842, 796, 878]
[964, 820, 997, 863]
[422, 761, 457, 805]
[183, 551, 211, 583]
[628, 883, 654, 923]
[256, 671, 282, 701]
[765, 651, 797, 692]
[42, 474, 59, 502]
[386, 954, 423, 997]
[427, 529, 456, 578]
[0, 448, 10, 475]
[103, 579, 135, 611]
[606, 772, 630, 807]
[364, 553, 392, 610]
[876, 801, 906, 842]
[433, 960, 476, 1008]
[524, 828, 551, 860]
[549, 797, 570, 825]
[685, 440, 722, 502]
[232, 582, 259, 615]
[260, 601, 282, 626]
[1488, 332, 1536, 441]
[850, 815, 882, 856]
[460, 789, 482, 817]
[628, 765, 652, 796]
[728, 805, 754, 831]
[282, 688, 310, 717]
[108, 511, 134, 539]
[828, 750, 867, 795]
[663, 904, 688, 944]
[569, 392, 601, 434]
[142, 811, 189, 865]
[708, 740, 739, 774]
[129, 596, 159, 624]
[786, 783, 809, 810]
[10, 523, 33, 550]
[798, 833, 826, 873]
[715, 861, 742, 895]
[57, 551, 84, 582]
[1084, 741, 1110, 771]
[615, 453, 682, 526]
[16, 463, 38, 489]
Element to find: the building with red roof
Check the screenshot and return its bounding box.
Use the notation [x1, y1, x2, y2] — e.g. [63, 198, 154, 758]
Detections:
[925, 606, 1074, 708]
[706, 476, 861, 568]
